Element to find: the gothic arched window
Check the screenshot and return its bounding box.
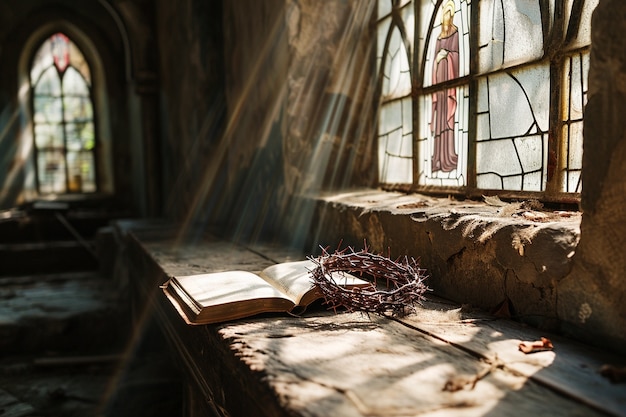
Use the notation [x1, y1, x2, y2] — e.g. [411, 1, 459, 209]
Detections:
[377, 0, 414, 185]
[30, 32, 96, 194]
[376, 0, 598, 200]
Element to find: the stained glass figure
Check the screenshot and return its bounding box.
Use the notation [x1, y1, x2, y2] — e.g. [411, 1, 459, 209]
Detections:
[376, 0, 596, 199]
[417, 0, 469, 187]
[430, 0, 459, 173]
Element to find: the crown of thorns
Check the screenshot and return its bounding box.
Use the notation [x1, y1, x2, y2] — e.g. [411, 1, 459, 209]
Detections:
[308, 244, 429, 317]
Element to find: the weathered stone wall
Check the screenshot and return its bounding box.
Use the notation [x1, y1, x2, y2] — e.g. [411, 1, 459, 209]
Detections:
[276, 0, 377, 247]
[154, 0, 226, 223]
[218, 0, 289, 240]
[283, 0, 377, 194]
[167, 0, 375, 242]
[559, 0, 626, 349]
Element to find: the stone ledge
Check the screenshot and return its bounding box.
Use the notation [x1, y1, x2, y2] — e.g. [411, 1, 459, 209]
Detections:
[304, 189, 581, 332]
[116, 222, 625, 417]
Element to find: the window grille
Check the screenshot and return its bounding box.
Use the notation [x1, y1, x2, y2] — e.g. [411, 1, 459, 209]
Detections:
[30, 33, 97, 194]
[376, 0, 597, 202]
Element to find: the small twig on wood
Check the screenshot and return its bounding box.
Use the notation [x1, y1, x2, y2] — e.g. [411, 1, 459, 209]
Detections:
[443, 357, 504, 392]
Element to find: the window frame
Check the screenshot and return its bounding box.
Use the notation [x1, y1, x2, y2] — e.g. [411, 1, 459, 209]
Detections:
[17, 21, 116, 201]
[29, 32, 99, 195]
[376, 0, 593, 206]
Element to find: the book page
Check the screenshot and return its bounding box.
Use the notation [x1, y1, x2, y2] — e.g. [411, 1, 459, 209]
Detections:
[258, 260, 317, 305]
[175, 270, 295, 308]
[259, 260, 371, 306]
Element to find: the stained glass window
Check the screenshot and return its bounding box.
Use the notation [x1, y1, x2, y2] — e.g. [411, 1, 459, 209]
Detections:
[418, 0, 470, 187]
[475, 66, 550, 191]
[30, 33, 96, 194]
[377, 0, 414, 184]
[376, 0, 597, 200]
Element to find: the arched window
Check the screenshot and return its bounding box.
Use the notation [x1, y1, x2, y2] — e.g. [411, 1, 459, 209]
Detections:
[30, 33, 96, 194]
[376, 0, 598, 201]
[377, 1, 414, 185]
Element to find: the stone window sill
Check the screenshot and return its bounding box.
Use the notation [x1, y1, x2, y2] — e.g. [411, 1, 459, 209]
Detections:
[303, 188, 582, 331]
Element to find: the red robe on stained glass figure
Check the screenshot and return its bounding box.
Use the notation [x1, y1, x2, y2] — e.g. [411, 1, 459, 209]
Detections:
[431, 0, 459, 173]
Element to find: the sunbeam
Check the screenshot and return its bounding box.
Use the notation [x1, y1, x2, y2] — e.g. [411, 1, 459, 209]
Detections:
[163, 1, 377, 254]
[279, 1, 377, 250]
[170, 3, 289, 249]
[96, 285, 166, 415]
[0, 101, 34, 207]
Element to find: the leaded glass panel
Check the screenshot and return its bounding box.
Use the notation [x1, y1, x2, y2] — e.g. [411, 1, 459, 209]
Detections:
[476, 66, 550, 191]
[401, 2, 416, 56]
[416, 1, 436, 80]
[63, 67, 90, 95]
[564, 0, 598, 50]
[378, 98, 413, 183]
[377, 0, 414, 185]
[63, 96, 93, 122]
[37, 150, 66, 194]
[560, 51, 588, 193]
[382, 27, 412, 99]
[378, 0, 393, 19]
[478, 0, 544, 74]
[375, 0, 596, 200]
[377, 17, 392, 74]
[33, 66, 62, 96]
[33, 96, 63, 124]
[34, 123, 64, 149]
[30, 32, 96, 194]
[67, 151, 96, 193]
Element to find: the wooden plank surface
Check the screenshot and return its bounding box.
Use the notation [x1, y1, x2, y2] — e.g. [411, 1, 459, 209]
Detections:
[216, 312, 607, 416]
[124, 229, 624, 417]
[399, 301, 626, 417]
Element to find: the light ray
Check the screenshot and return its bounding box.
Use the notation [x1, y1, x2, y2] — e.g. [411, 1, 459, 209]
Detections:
[167, 2, 376, 254]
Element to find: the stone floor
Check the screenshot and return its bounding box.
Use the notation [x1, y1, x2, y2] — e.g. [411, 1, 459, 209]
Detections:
[0, 271, 183, 417]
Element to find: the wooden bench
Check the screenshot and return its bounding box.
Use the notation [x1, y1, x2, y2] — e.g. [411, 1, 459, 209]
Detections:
[116, 220, 626, 417]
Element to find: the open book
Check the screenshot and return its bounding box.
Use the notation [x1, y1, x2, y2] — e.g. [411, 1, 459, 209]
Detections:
[162, 260, 371, 325]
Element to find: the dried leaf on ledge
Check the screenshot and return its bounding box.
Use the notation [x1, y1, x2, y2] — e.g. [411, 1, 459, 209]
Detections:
[396, 201, 429, 209]
[519, 337, 554, 354]
[521, 211, 549, 222]
[483, 195, 508, 207]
